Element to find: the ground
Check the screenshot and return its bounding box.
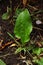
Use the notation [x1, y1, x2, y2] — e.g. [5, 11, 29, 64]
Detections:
[0, 0, 43, 65]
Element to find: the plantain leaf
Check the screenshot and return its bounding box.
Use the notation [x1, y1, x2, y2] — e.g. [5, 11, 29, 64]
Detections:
[0, 59, 6, 65]
[38, 58, 43, 65]
[14, 9, 32, 44]
[33, 47, 41, 55]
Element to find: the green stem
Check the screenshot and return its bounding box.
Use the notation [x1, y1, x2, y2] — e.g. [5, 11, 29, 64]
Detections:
[7, 32, 21, 46]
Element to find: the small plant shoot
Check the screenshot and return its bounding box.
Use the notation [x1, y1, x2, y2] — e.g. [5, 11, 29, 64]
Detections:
[2, 7, 12, 20]
[14, 9, 32, 44]
[2, 12, 10, 20]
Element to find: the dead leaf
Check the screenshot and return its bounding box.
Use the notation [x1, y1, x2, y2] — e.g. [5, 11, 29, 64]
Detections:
[36, 42, 42, 47]
[23, 60, 33, 65]
[23, 0, 27, 6]
[0, 40, 3, 47]
[9, 43, 17, 47]
[0, 41, 13, 50]
[40, 53, 43, 56]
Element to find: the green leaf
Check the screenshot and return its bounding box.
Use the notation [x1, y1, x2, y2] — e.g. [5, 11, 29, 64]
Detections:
[2, 7, 12, 20]
[33, 47, 41, 55]
[15, 47, 26, 54]
[0, 59, 6, 65]
[41, 48, 43, 52]
[2, 12, 10, 20]
[15, 8, 22, 16]
[14, 9, 32, 44]
[13, 9, 22, 21]
[38, 58, 43, 65]
[33, 57, 43, 65]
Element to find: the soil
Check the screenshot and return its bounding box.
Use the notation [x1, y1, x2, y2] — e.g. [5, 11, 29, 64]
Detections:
[0, 0, 43, 65]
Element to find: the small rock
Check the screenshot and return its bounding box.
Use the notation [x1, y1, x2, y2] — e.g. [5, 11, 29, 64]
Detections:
[36, 20, 42, 25]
